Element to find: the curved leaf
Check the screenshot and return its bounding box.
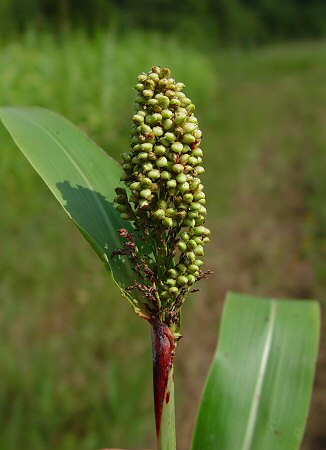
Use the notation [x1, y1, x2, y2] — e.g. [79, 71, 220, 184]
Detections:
[0, 106, 147, 313]
[192, 292, 320, 450]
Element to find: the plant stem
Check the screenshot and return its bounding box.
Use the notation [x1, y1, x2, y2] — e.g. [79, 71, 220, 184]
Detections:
[151, 319, 176, 450]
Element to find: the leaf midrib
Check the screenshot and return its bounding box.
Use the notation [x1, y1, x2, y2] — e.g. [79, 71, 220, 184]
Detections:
[241, 300, 277, 450]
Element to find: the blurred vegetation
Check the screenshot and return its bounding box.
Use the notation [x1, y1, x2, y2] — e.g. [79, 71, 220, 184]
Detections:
[1, 0, 326, 44]
[1, 3, 326, 450]
[0, 28, 325, 449]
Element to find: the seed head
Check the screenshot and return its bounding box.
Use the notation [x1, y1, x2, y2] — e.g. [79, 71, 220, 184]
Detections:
[113, 67, 211, 330]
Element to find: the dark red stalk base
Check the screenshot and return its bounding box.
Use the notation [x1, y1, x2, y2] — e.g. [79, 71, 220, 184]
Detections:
[151, 319, 175, 438]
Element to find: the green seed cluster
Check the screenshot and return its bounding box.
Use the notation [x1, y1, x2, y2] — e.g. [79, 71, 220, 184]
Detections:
[114, 66, 210, 312]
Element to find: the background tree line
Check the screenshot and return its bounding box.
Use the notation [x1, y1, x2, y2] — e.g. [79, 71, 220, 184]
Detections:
[1, 0, 326, 44]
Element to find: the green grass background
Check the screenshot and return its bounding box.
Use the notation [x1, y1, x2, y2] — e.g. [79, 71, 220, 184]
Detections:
[1, 31, 325, 449]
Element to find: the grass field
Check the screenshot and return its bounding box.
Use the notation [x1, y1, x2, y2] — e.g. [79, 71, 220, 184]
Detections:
[1, 31, 325, 449]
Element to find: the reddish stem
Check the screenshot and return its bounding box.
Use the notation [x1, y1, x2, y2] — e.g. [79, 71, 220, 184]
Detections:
[151, 319, 175, 438]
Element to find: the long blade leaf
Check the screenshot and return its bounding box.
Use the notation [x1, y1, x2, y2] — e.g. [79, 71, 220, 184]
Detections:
[0, 106, 146, 313]
[192, 292, 320, 450]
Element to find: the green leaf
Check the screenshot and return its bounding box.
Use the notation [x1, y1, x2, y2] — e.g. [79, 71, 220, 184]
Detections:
[192, 292, 320, 450]
[0, 106, 147, 314]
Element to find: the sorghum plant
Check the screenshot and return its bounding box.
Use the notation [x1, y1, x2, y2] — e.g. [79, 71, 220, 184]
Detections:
[0, 66, 320, 450]
[112, 67, 212, 447]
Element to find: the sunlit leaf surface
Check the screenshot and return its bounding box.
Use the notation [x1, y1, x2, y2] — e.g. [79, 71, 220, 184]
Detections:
[192, 292, 320, 450]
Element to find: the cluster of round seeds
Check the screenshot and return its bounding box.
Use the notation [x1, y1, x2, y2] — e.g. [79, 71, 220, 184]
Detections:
[114, 66, 210, 307]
